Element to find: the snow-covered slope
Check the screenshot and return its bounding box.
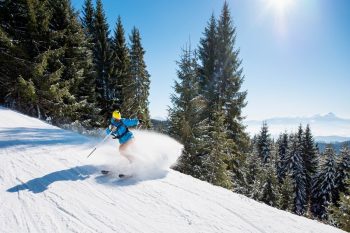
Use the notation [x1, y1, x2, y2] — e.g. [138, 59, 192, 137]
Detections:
[0, 107, 345, 233]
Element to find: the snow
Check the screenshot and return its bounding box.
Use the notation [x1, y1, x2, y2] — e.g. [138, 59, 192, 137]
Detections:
[0, 107, 345, 233]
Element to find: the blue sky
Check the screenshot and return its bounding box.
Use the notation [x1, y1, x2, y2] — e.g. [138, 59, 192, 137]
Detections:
[71, 0, 350, 120]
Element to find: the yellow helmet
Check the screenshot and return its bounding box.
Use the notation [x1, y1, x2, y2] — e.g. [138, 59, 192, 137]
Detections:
[112, 110, 121, 119]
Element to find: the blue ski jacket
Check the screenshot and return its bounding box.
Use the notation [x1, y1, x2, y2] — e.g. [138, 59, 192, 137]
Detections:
[106, 118, 139, 144]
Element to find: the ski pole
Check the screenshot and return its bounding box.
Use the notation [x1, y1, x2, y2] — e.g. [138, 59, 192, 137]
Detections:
[136, 113, 144, 130]
[87, 129, 114, 158]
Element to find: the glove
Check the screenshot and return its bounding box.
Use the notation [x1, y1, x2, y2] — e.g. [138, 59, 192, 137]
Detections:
[108, 125, 116, 132]
[107, 125, 117, 138]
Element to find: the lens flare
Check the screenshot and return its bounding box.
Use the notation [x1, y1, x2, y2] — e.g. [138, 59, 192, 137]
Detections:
[266, 0, 294, 14]
[262, 0, 296, 37]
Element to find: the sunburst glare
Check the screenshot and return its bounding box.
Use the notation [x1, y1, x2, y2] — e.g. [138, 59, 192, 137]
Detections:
[262, 0, 297, 37]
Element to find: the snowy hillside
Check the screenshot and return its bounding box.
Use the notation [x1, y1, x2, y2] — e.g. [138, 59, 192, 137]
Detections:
[0, 107, 345, 233]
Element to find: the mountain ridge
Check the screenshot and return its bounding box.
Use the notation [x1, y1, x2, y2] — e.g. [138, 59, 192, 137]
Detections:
[244, 112, 350, 141]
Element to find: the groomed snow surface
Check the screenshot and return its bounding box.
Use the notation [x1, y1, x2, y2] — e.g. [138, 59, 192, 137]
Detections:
[0, 107, 345, 233]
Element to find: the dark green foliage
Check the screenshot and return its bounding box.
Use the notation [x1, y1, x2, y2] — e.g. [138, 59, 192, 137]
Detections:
[245, 149, 263, 199]
[278, 173, 295, 211]
[93, 0, 114, 123]
[287, 132, 307, 215]
[239, 138, 257, 194]
[80, 0, 95, 70]
[333, 145, 350, 204]
[248, 139, 279, 207]
[311, 146, 337, 220]
[50, 0, 100, 126]
[198, 14, 217, 108]
[260, 163, 279, 207]
[170, 1, 248, 191]
[81, 0, 94, 37]
[124, 27, 151, 127]
[244, 123, 278, 206]
[0, 0, 100, 126]
[1, 0, 151, 128]
[200, 2, 249, 190]
[169, 47, 204, 178]
[243, 125, 347, 225]
[216, 2, 249, 166]
[200, 110, 234, 189]
[257, 122, 272, 163]
[302, 124, 319, 211]
[0, 0, 45, 109]
[277, 133, 289, 182]
[111, 16, 130, 112]
[329, 178, 350, 231]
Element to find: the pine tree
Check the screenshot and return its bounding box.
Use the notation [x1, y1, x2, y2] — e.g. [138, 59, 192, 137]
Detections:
[111, 16, 130, 111]
[333, 144, 350, 204]
[29, 0, 74, 122]
[39, 0, 99, 125]
[169, 47, 204, 177]
[198, 14, 218, 110]
[0, 25, 29, 105]
[257, 122, 272, 163]
[93, 0, 113, 123]
[260, 161, 279, 207]
[247, 141, 279, 205]
[171, 1, 248, 192]
[201, 109, 233, 189]
[302, 124, 319, 210]
[329, 178, 350, 232]
[1, 0, 95, 124]
[246, 148, 264, 199]
[277, 132, 289, 182]
[286, 133, 307, 215]
[278, 173, 295, 212]
[0, 0, 48, 112]
[213, 2, 249, 188]
[126, 27, 151, 127]
[311, 145, 337, 220]
[239, 136, 257, 195]
[80, 0, 95, 60]
[62, 0, 100, 127]
[216, 1, 249, 157]
[81, 0, 94, 38]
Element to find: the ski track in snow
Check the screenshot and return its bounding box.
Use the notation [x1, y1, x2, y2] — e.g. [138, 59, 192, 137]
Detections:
[0, 107, 346, 233]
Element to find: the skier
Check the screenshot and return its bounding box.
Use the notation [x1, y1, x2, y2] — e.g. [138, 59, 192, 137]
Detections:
[106, 110, 143, 164]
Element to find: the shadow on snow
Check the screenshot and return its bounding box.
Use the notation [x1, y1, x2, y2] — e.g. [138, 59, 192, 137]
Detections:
[7, 165, 169, 193]
[7, 165, 97, 194]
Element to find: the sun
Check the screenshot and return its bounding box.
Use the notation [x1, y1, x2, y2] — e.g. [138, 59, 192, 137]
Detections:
[261, 0, 296, 36]
[265, 0, 295, 15]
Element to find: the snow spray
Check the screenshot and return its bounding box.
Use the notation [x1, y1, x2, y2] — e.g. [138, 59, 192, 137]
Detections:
[90, 130, 183, 179]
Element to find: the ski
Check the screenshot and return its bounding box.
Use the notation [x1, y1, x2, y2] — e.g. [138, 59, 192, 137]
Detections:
[101, 170, 110, 175]
[100, 170, 132, 179]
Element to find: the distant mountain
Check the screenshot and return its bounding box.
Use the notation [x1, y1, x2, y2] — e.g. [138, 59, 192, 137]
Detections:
[317, 141, 350, 154]
[314, 136, 350, 143]
[245, 113, 350, 143]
